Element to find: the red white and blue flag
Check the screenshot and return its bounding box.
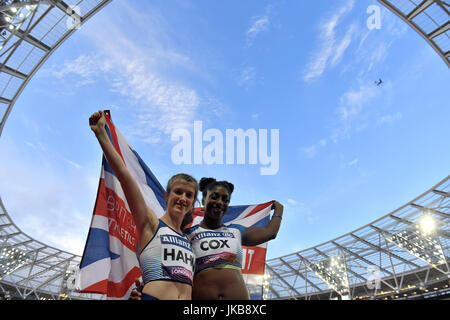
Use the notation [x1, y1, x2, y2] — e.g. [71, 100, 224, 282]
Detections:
[77, 111, 271, 299]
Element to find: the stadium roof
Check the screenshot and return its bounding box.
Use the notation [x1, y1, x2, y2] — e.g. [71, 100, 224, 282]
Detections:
[0, 0, 112, 136]
[0, 0, 110, 300]
[0, 0, 449, 300]
[264, 176, 449, 300]
[378, 0, 450, 68]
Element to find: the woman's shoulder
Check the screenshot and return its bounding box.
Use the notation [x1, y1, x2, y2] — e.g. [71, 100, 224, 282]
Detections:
[224, 223, 246, 238]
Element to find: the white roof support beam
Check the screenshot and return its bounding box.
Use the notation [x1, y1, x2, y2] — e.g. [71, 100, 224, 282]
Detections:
[281, 256, 322, 292]
[14, 28, 51, 52]
[47, 0, 82, 23]
[1, 65, 27, 79]
[377, 0, 450, 68]
[428, 21, 450, 39]
[407, 0, 435, 20]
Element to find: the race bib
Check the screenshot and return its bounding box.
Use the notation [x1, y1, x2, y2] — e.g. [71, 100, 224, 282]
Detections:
[160, 234, 194, 283]
[191, 230, 240, 269]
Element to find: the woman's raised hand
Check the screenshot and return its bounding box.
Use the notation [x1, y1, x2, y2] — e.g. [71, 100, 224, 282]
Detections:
[89, 110, 106, 135]
[271, 200, 283, 212]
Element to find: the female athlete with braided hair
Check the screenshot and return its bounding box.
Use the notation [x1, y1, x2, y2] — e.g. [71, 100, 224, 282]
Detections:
[186, 177, 283, 300]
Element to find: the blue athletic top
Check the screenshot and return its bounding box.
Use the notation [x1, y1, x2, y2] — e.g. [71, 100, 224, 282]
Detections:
[184, 224, 246, 274]
[137, 220, 194, 286]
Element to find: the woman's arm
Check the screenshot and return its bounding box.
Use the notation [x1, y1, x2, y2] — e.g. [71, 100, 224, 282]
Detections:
[89, 111, 159, 239]
[241, 201, 283, 247]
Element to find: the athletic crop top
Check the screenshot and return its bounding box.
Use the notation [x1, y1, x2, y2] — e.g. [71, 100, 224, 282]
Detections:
[137, 220, 194, 286]
[184, 224, 246, 274]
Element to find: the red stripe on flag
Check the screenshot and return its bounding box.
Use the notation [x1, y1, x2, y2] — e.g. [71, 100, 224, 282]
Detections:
[104, 110, 125, 163]
[93, 178, 108, 218]
[106, 266, 142, 298]
[244, 201, 273, 219]
[79, 279, 108, 295]
[192, 207, 204, 215]
[93, 178, 138, 252]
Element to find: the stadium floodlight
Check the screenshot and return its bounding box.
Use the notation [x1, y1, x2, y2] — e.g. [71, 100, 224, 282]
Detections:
[419, 215, 436, 235]
[0, 0, 38, 47]
[262, 271, 271, 300]
[387, 220, 447, 271]
[307, 254, 350, 297]
[0, 247, 33, 279]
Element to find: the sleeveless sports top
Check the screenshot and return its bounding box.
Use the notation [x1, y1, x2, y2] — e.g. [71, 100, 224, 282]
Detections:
[185, 224, 246, 274]
[138, 220, 194, 286]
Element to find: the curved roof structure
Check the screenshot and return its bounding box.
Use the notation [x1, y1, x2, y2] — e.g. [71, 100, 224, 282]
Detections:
[0, 198, 103, 299]
[0, 0, 110, 300]
[264, 176, 450, 300]
[378, 0, 450, 68]
[0, 0, 111, 135]
[0, 1, 448, 300]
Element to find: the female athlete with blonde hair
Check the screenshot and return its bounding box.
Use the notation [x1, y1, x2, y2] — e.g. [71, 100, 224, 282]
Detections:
[90, 110, 199, 300]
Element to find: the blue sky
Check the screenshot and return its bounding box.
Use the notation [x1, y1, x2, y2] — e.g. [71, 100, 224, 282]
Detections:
[0, 0, 449, 259]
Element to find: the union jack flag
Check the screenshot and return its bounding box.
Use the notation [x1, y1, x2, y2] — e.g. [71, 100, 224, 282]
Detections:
[77, 111, 271, 299]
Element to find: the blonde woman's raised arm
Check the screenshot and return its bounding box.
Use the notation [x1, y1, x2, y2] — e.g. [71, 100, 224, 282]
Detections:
[89, 111, 159, 243]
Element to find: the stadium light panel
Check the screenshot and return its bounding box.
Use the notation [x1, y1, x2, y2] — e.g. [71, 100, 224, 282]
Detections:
[0, 247, 33, 278]
[387, 223, 446, 269]
[419, 215, 436, 235]
[307, 254, 350, 297]
[262, 272, 271, 300]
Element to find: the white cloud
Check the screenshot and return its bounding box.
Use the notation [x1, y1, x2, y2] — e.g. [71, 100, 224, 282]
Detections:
[287, 198, 306, 207]
[237, 66, 257, 87]
[246, 4, 276, 46]
[366, 40, 393, 72]
[376, 112, 403, 126]
[384, 8, 409, 38]
[354, 9, 407, 75]
[301, 139, 327, 159]
[286, 199, 314, 225]
[63, 158, 82, 169]
[347, 158, 359, 167]
[301, 145, 318, 159]
[304, 0, 355, 82]
[47, 11, 205, 145]
[247, 16, 270, 45]
[340, 84, 378, 111]
[51, 54, 112, 81]
[332, 83, 380, 142]
[331, 24, 357, 67]
[24, 141, 35, 149]
[0, 137, 95, 255]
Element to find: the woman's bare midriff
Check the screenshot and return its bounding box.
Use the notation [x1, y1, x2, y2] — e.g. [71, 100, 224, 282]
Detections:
[192, 268, 250, 300]
[142, 281, 192, 300]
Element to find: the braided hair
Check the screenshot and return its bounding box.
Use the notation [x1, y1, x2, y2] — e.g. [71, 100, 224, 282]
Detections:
[199, 177, 234, 199]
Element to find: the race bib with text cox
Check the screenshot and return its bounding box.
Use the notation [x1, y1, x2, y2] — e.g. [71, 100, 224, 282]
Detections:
[189, 228, 243, 272]
[160, 234, 194, 284]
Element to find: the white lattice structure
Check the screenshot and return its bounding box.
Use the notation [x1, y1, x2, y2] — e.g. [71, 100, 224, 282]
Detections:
[0, 0, 112, 135]
[378, 0, 450, 67]
[0, 0, 110, 300]
[265, 176, 450, 300]
[0, 0, 448, 300]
